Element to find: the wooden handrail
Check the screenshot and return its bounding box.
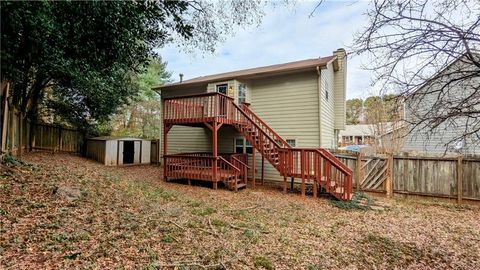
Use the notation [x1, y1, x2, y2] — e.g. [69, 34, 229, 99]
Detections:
[317, 149, 352, 175]
[163, 92, 234, 100]
[231, 156, 250, 169]
[218, 156, 241, 173]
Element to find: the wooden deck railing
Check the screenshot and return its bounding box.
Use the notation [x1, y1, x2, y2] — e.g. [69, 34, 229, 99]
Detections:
[278, 148, 353, 200]
[163, 92, 238, 124]
[164, 152, 248, 190]
[163, 92, 353, 200]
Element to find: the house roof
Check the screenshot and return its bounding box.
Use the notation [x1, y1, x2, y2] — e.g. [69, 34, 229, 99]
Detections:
[340, 122, 405, 137]
[339, 125, 374, 137]
[155, 55, 337, 91]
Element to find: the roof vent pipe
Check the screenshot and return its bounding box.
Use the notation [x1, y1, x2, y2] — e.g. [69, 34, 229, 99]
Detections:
[179, 73, 184, 83]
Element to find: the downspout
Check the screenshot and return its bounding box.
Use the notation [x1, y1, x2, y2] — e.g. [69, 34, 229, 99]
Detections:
[316, 66, 322, 148]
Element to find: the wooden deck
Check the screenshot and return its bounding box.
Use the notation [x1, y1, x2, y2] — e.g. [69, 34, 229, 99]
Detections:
[167, 168, 237, 182]
[163, 92, 353, 200]
[164, 153, 249, 191]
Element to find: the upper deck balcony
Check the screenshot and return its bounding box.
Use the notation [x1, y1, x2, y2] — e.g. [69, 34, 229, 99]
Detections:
[163, 92, 245, 126]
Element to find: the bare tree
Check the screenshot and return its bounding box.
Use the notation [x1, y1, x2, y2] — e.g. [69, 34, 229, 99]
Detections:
[353, 0, 480, 153]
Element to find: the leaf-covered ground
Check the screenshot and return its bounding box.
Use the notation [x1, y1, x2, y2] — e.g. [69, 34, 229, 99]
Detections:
[1, 152, 479, 269]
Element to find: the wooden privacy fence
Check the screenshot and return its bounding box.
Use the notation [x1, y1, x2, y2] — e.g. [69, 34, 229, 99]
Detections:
[333, 151, 480, 203]
[1, 82, 84, 155]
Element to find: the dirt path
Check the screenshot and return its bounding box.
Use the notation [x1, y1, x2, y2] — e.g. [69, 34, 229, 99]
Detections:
[1, 152, 479, 269]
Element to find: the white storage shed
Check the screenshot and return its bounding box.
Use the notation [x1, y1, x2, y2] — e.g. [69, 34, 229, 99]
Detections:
[86, 136, 151, 166]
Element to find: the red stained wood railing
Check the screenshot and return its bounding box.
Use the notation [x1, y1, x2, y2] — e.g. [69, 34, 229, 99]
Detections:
[164, 92, 237, 124]
[164, 152, 248, 191]
[163, 92, 353, 200]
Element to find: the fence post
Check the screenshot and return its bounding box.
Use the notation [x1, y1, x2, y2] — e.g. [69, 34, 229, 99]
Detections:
[58, 126, 62, 152]
[18, 113, 23, 156]
[386, 154, 394, 198]
[8, 109, 15, 153]
[356, 152, 362, 190]
[1, 82, 9, 153]
[457, 156, 463, 204]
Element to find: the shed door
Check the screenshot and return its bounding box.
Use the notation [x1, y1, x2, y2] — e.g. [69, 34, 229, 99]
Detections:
[134, 141, 141, 164]
[118, 141, 124, 165]
[122, 141, 135, 164]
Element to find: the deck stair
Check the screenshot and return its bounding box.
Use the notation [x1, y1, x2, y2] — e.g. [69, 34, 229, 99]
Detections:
[163, 92, 352, 200]
[231, 103, 353, 201]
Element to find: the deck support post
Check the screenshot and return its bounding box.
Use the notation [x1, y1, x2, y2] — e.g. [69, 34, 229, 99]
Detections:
[212, 121, 218, 189]
[261, 156, 265, 185]
[313, 181, 317, 198]
[163, 123, 172, 181]
[300, 150, 305, 197]
[252, 148, 256, 188]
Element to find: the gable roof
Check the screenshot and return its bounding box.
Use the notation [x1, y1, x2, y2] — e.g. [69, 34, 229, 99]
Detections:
[156, 55, 336, 91]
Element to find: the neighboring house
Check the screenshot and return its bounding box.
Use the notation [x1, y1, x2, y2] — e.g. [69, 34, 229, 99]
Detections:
[402, 54, 480, 155]
[339, 124, 374, 146]
[339, 122, 405, 153]
[155, 49, 348, 184]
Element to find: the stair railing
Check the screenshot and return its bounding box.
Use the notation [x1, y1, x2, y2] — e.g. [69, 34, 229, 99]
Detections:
[218, 156, 242, 191]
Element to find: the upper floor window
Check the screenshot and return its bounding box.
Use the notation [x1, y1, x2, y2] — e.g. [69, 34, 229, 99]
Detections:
[216, 84, 228, 94]
[238, 83, 247, 104]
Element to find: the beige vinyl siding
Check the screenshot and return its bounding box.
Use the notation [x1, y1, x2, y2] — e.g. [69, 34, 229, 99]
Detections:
[320, 63, 336, 149]
[218, 126, 238, 153]
[250, 72, 320, 182]
[207, 80, 252, 104]
[207, 80, 236, 93]
[160, 87, 211, 162]
[333, 56, 347, 130]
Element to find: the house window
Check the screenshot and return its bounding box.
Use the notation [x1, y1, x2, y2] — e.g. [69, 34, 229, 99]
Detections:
[216, 84, 228, 94]
[235, 138, 244, 154]
[286, 139, 296, 147]
[235, 138, 253, 154]
[238, 83, 247, 104]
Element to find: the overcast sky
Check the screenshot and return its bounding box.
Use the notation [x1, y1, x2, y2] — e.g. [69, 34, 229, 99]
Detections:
[159, 0, 373, 99]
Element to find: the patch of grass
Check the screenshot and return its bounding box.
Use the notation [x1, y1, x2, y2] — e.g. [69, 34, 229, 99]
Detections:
[103, 172, 121, 182]
[253, 256, 273, 270]
[162, 234, 174, 243]
[30, 202, 47, 209]
[192, 207, 216, 216]
[330, 192, 373, 210]
[211, 218, 227, 227]
[2, 153, 21, 166]
[361, 233, 425, 266]
[146, 187, 177, 201]
[187, 199, 202, 208]
[63, 252, 81, 260]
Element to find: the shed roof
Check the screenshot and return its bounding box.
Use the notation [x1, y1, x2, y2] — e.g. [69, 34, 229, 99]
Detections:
[155, 55, 336, 91]
[88, 136, 145, 141]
